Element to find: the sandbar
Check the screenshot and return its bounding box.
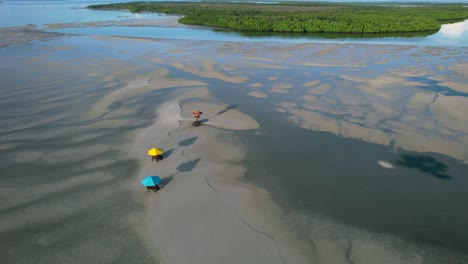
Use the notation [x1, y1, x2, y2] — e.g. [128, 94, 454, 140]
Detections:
[128, 87, 312, 263]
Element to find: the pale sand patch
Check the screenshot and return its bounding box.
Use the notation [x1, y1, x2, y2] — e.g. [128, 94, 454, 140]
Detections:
[350, 238, 418, 264]
[427, 74, 468, 93]
[338, 121, 391, 146]
[148, 57, 165, 64]
[86, 68, 206, 120]
[303, 80, 320, 87]
[317, 45, 339, 56]
[340, 74, 424, 91]
[375, 59, 393, 64]
[277, 95, 467, 161]
[302, 62, 357, 67]
[0, 25, 62, 48]
[128, 88, 313, 263]
[70, 132, 105, 143]
[86, 76, 150, 119]
[302, 213, 426, 264]
[431, 95, 468, 132]
[39, 92, 82, 103]
[449, 63, 468, 77]
[16, 152, 42, 163]
[390, 121, 466, 161]
[0, 114, 69, 134]
[389, 66, 434, 78]
[286, 108, 340, 135]
[404, 92, 435, 115]
[438, 81, 468, 93]
[181, 101, 260, 130]
[44, 16, 184, 30]
[250, 82, 263, 88]
[248, 91, 268, 98]
[303, 94, 318, 103]
[39, 144, 112, 164]
[272, 82, 294, 94]
[308, 83, 332, 95]
[378, 161, 394, 169]
[0, 143, 18, 151]
[240, 62, 289, 69]
[369, 102, 400, 120]
[170, 57, 247, 83]
[278, 102, 298, 108]
[79, 160, 116, 171]
[0, 170, 117, 234]
[428, 75, 448, 82]
[220, 64, 238, 71]
[244, 56, 282, 63]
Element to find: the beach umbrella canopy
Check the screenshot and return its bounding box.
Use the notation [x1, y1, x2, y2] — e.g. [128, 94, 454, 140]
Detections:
[141, 176, 161, 187]
[148, 148, 163, 156]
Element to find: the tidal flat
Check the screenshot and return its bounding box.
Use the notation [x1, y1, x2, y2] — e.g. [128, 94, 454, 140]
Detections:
[0, 17, 467, 264]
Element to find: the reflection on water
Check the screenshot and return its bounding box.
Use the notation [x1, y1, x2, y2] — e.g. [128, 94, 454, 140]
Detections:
[396, 154, 450, 179]
[427, 20, 468, 45]
[50, 22, 468, 46]
[439, 20, 468, 37]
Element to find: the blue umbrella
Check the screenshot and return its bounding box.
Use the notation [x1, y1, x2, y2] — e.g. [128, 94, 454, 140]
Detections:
[141, 176, 161, 187]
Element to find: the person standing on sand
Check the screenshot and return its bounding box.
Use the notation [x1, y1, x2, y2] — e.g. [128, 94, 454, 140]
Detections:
[192, 110, 202, 121]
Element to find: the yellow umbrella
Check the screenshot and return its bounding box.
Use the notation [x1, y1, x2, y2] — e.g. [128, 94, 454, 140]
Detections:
[148, 148, 163, 156]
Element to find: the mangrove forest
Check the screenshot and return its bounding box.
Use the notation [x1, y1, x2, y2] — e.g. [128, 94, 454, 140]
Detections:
[88, 1, 468, 34]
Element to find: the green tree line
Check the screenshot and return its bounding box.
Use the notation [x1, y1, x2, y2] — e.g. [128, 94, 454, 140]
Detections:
[88, 2, 468, 34]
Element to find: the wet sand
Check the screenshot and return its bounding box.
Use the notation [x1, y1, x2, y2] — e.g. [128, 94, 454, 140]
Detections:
[1, 23, 467, 264]
[128, 87, 312, 263]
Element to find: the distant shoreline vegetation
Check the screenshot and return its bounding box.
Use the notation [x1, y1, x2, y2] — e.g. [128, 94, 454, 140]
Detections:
[88, 2, 468, 35]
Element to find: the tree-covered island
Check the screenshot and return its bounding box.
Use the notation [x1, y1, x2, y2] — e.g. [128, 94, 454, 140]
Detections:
[88, 2, 468, 35]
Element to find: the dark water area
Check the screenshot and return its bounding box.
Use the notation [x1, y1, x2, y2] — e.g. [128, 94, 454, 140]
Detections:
[408, 76, 468, 97]
[206, 77, 468, 257]
[241, 114, 468, 252]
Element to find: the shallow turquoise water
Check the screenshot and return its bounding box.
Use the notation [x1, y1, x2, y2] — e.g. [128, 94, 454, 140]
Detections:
[0, 0, 163, 27]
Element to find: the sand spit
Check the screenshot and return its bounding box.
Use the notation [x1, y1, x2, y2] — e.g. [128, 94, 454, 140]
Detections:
[170, 57, 248, 84]
[0, 25, 62, 48]
[87, 68, 207, 120]
[276, 65, 468, 162]
[129, 87, 313, 264]
[272, 82, 294, 94]
[182, 100, 259, 130]
[44, 16, 184, 30]
[248, 91, 268, 98]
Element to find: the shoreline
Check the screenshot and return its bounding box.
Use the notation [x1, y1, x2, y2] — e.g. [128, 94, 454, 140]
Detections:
[128, 87, 314, 263]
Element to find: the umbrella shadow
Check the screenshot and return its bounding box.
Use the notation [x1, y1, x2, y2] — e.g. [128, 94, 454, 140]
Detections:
[178, 136, 198, 147]
[160, 174, 175, 187]
[177, 158, 201, 172]
[163, 148, 175, 159]
[396, 154, 450, 179]
[200, 104, 238, 123]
